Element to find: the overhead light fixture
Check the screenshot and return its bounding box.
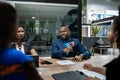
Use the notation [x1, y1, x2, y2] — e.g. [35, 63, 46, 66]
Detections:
[32, 17, 35, 19]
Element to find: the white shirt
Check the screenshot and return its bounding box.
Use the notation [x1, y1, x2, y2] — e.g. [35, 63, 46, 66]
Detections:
[15, 42, 25, 54]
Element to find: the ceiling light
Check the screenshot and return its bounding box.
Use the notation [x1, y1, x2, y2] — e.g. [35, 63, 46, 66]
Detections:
[32, 17, 35, 19]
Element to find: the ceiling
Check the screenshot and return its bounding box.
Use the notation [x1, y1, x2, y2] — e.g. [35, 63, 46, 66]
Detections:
[8, 0, 78, 4]
[13, 1, 78, 23]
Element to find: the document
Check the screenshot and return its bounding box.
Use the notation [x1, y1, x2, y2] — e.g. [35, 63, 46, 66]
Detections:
[36, 68, 47, 75]
[78, 69, 106, 80]
[56, 60, 74, 65]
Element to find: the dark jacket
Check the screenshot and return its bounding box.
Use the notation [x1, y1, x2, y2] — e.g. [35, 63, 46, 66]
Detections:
[52, 38, 91, 59]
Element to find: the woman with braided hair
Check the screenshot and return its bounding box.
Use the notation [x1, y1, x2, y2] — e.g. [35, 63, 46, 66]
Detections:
[83, 6, 120, 80]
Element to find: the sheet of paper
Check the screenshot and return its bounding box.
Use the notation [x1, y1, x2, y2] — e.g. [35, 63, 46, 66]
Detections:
[78, 69, 106, 80]
[36, 68, 47, 75]
[56, 60, 74, 65]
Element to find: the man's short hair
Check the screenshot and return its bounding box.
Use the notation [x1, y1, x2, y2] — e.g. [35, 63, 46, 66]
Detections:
[61, 24, 69, 27]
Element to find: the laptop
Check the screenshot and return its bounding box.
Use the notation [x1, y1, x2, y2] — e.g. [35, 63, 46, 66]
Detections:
[52, 71, 87, 80]
[28, 55, 39, 67]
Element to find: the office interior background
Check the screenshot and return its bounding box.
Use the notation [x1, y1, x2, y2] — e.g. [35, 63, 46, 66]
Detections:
[5, 0, 120, 56]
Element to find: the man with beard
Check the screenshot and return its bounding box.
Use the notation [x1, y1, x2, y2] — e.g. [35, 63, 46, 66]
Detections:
[52, 25, 91, 61]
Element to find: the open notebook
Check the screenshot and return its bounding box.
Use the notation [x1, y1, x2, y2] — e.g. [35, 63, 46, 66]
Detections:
[52, 69, 105, 80]
[78, 69, 105, 80]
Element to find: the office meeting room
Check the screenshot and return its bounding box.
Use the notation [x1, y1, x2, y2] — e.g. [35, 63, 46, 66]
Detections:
[1, 0, 120, 80]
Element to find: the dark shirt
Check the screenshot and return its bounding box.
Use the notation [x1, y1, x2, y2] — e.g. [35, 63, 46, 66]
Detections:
[52, 38, 91, 59]
[11, 41, 33, 55]
[104, 55, 120, 80]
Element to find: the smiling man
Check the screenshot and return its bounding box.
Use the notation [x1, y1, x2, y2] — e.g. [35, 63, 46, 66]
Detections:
[51, 25, 91, 61]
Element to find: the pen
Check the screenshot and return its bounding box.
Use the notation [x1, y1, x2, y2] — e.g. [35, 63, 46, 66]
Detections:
[76, 70, 88, 77]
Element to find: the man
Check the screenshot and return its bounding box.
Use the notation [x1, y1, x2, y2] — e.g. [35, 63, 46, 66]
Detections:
[52, 25, 91, 61]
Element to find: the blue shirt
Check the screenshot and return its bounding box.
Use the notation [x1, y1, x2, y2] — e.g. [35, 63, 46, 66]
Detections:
[0, 48, 33, 80]
[64, 40, 70, 56]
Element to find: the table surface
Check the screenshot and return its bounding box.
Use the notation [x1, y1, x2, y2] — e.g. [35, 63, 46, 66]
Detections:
[38, 55, 118, 80]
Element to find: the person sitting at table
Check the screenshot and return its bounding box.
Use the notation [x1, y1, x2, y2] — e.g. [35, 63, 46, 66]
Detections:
[11, 24, 38, 55]
[11, 24, 45, 64]
[52, 25, 91, 61]
[83, 6, 120, 80]
[0, 1, 43, 80]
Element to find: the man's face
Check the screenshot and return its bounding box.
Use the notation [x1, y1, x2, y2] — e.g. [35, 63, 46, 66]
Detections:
[59, 26, 70, 39]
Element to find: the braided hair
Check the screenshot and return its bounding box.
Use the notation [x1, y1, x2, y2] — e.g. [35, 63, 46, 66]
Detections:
[0, 2, 17, 48]
[112, 6, 120, 49]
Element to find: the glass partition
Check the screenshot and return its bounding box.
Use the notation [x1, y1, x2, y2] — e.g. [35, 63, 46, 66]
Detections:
[8, 1, 78, 57]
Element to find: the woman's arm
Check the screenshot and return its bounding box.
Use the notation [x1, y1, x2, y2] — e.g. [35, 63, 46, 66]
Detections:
[30, 48, 38, 55]
[83, 63, 106, 75]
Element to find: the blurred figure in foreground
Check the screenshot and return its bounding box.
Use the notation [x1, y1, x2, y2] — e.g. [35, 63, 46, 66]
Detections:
[0, 1, 43, 80]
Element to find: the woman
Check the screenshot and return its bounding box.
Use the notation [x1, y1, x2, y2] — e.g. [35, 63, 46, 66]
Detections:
[12, 25, 45, 64]
[11, 25, 37, 55]
[0, 1, 43, 80]
[83, 6, 120, 80]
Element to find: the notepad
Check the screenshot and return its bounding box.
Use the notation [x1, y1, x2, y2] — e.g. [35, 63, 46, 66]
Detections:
[56, 60, 74, 65]
[36, 68, 47, 75]
[78, 69, 106, 80]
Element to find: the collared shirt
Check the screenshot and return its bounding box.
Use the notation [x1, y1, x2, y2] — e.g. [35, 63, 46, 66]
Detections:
[13, 42, 26, 54]
[16, 44, 25, 54]
[11, 41, 33, 55]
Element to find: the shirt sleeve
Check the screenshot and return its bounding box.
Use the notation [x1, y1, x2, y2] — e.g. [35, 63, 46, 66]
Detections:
[78, 43, 91, 59]
[52, 40, 65, 59]
[104, 56, 120, 80]
[73, 39, 91, 59]
[15, 50, 33, 64]
[26, 40, 33, 51]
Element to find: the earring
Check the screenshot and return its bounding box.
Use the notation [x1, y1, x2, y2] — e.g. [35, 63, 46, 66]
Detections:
[113, 41, 117, 48]
[113, 36, 118, 48]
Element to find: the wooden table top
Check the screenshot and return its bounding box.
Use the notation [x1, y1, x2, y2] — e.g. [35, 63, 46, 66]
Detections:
[38, 55, 118, 80]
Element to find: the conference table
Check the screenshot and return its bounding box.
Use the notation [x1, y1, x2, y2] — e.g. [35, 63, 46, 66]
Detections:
[38, 55, 118, 80]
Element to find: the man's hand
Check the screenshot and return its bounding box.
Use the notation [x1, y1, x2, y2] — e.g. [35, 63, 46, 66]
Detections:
[63, 47, 73, 53]
[63, 41, 74, 53]
[67, 46, 73, 52]
[69, 42, 74, 47]
[72, 55, 83, 62]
